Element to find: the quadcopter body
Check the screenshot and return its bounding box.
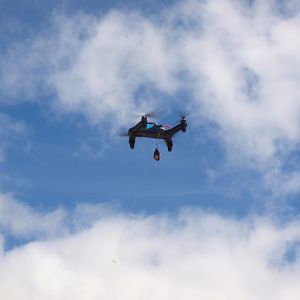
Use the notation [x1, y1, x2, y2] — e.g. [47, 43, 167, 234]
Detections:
[127, 115, 187, 152]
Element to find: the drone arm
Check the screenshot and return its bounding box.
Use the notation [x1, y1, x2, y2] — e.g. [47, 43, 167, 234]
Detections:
[169, 124, 181, 136]
[168, 124, 184, 136]
[168, 119, 187, 136]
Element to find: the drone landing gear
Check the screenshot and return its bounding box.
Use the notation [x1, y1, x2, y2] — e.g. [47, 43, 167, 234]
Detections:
[129, 137, 135, 149]
[165, 139, 173, 152]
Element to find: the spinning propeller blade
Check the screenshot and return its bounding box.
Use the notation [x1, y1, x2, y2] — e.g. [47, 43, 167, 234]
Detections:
[144, 111, 158, 118]
[177, 110, 189, 122]
[130, 111, 159, 119]
[117, 130, 128, 137]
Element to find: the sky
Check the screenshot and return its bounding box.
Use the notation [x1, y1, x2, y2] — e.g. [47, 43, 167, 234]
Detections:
[1, 0, 300, 298]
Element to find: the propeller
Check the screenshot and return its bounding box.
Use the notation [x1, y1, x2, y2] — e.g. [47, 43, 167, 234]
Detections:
[129, 111, 159, 119]
[177, 110, 188, 133]
[144, 111, 158, 118]
[117, 110, 158, 137]
[117, 130, 128, 137]
[175, 108, 189, 122]
[178, 113, 188, 123]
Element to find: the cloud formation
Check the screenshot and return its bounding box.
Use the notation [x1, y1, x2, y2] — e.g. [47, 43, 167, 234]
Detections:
[0, 194, 66, 238]
[0, 197, 300, 299]
[2, 2, 300, 298]
[1, 0, 300, 189]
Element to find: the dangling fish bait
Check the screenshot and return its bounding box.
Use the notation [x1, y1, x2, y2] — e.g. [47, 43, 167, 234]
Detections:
[153, 148, 160, 161]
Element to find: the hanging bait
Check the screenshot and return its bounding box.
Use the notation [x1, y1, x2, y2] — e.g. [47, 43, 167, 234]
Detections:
[153, 148, 160, 161]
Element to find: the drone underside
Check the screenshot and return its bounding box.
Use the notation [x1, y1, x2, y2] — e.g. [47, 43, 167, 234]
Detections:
[127, 115, 187, 155]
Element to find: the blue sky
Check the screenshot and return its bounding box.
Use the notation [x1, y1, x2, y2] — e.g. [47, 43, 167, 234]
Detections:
[0, 0, 283, 214]
[1, 0, 300, 299]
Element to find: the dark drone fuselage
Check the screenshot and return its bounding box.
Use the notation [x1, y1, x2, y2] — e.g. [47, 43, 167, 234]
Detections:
[127, 116, 187, 152]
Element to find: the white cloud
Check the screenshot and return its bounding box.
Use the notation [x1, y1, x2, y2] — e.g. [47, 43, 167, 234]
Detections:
[1, 0, 300, 188]
[173, 0, 300, 162]
[0, 193, 120, 239]
[0, 201, 300, 299]
[2, 3, 300, 297]
[0, 193, 66, 238]
[47, 11, 177, 126]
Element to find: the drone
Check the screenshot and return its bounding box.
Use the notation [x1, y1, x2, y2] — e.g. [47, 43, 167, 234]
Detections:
[124, 113, 187, 160]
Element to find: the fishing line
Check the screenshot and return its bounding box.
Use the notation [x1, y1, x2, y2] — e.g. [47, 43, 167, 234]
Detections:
[112, 138, 159, 263]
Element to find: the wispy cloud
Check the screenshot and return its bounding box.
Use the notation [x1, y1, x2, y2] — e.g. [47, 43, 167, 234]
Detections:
[0, 194, 66, 238]
[1, 0, 300, 192]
